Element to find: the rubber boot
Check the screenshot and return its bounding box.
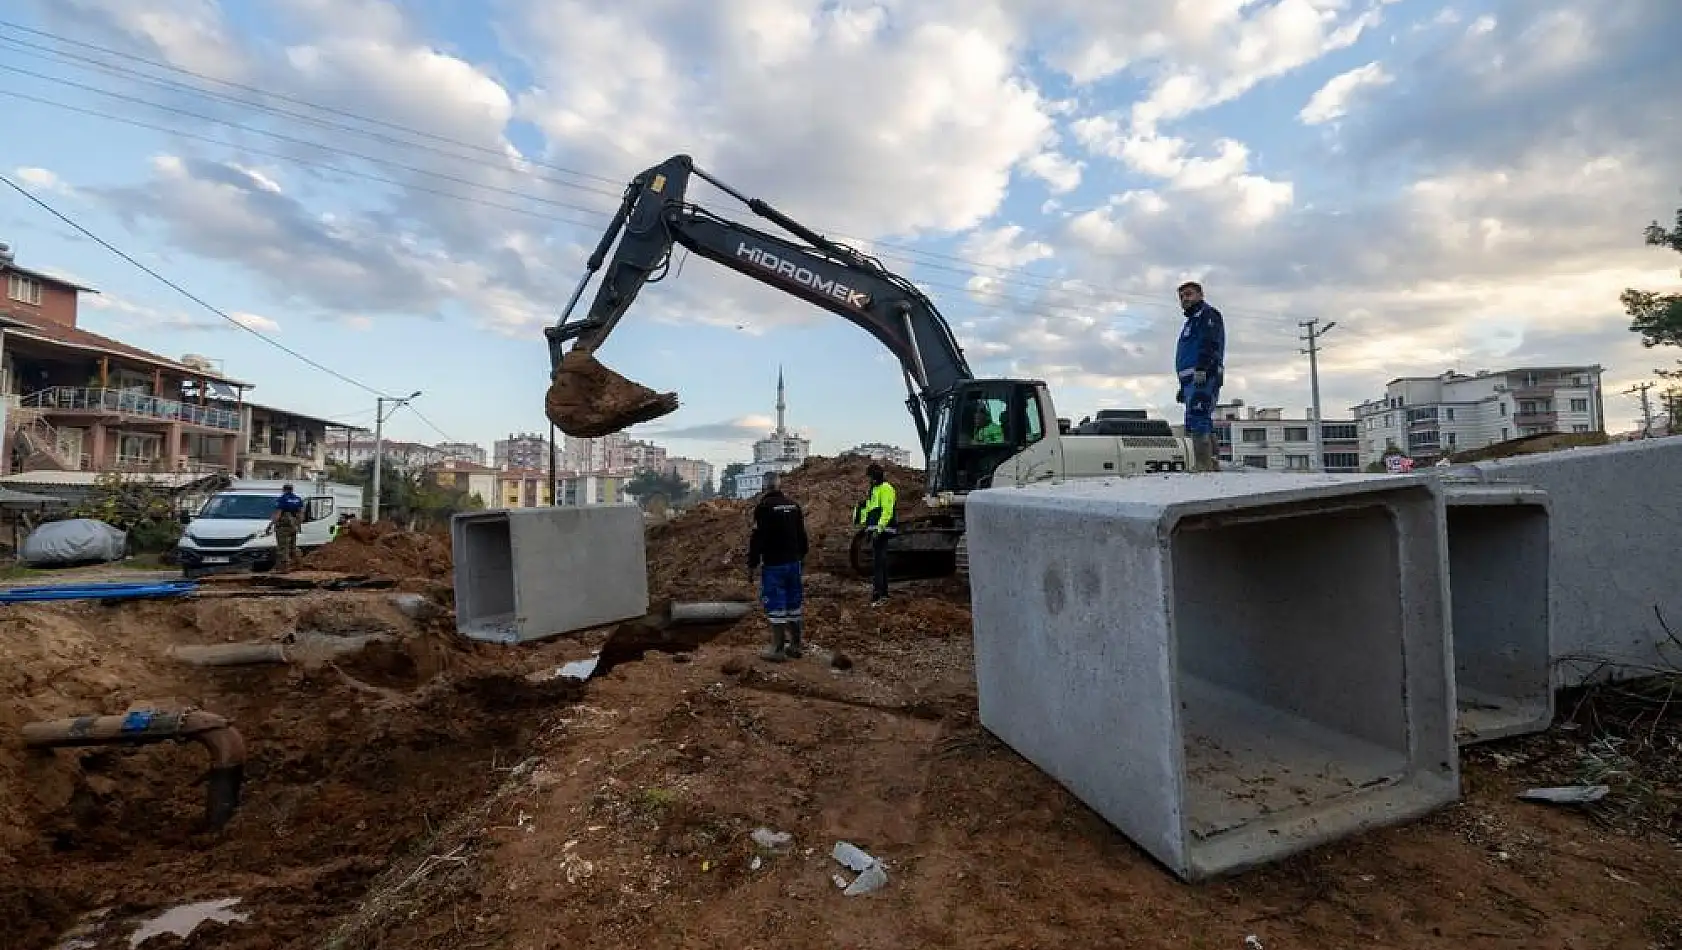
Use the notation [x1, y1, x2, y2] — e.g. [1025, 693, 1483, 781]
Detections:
[1203, 433, 1222, 472]
[1191, 433, 1214, 472]
[785, 620, 804, 659]
[760, 622, 787, 662]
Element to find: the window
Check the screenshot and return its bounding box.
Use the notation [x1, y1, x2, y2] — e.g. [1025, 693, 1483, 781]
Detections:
[1285, 454, 1310, 471]
[1284, 427, 1309, 442]
[1500, 428, 1509, 440]
[1241, 427, 1267, 444]
[1323, 452, 1360, 471]
[1570, 399, 1589, 413]
[1242, 455, 1269, 469]
[1023, 392, 1045, 444]
[1445, 408, 1455, 421]
[6, 274, 42, 306]
[305, 497, 335, 522]
[1500, 403, 1508, 416]
[1447, 432, 1457, 446]
[1573, 424, 1591, 433]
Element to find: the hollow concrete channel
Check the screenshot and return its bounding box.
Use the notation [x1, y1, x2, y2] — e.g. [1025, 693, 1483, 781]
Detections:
[15, 599, 756, 949]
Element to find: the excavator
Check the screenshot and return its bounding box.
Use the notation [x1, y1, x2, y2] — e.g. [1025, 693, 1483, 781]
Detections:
[543, 154, 1196, 580]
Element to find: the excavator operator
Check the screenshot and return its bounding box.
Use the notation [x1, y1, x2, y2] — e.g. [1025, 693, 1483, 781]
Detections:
[968, 400, 1004, 444]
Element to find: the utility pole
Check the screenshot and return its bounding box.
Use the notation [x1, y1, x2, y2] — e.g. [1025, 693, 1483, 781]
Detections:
[1625, 382, 1655, 438]
[371, 390, 422, 523]
[1299, 318, 1337, 470]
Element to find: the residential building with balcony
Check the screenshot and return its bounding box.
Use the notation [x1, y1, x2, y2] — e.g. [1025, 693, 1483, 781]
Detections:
[1, 254, 250, 475]
[843, 442, 913, 467]
[493, 432, 549, 470]
[1212, 401, 1363, 473]
[1351, 366, 1606, 466]
[435, 441, 488, 465]
[556, 473, 629, 506]
[235, 401, 345, 480]
[666, 457, 713, 492]
[497, 467, 552, 508]
[431, 459, 497, 505]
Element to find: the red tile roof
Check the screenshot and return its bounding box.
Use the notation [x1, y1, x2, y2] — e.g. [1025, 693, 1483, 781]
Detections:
[0, 310, 250, 386]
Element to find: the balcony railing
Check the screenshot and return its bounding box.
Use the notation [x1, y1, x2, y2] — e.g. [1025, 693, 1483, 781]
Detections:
[1513, 411, 1558, 428]
[247, 437, 319, 460]
[21, 387, 241, 431]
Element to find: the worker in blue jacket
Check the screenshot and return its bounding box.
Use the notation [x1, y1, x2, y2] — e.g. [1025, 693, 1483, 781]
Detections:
[1174, 280, 1225, 471]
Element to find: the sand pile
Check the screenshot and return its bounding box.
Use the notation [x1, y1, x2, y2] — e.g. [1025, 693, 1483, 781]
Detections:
[301, 519, 453, 579]
[645, 455, 925, 599]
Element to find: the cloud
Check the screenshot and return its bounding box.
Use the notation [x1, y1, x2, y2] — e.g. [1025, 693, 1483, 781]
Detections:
[1299, 62, 1393, 126]
[228, 311, 281, 333]
[647, 415, 775, 441]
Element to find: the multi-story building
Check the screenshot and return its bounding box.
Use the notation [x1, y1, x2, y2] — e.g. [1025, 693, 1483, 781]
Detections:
[1, 248, 249, 474]
[737, 369, 810, 498]
[497, 467, 552, 507]
[329, 437, 447, 470]
[843, 442, 913, 467]
[493, 432, 549, 470]
[236, 401, 343, 480]
[561, 431, 630, 474]
[627, 438, 667, 473]
[431, 459, 498, 506]
[1351, 366, 1606, 466]
[555, 473, 629, 506]
[666, 457, 713, 493]
[1212, 401, 1363, 473]
[434, 441, 487, 465]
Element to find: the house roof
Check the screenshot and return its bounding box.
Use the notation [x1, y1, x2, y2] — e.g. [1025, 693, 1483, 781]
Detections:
[3, 262, 98, 294]
[0, 311, 253, 386]
[241, 399, 352, 428]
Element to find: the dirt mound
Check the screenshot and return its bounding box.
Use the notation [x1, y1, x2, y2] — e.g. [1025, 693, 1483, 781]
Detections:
[301, 519, 452, 580]
[647, 455, 925, 599]
[546, 350, 680, 438]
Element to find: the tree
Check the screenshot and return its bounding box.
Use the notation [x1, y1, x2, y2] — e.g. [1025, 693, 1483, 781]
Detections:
[699, 476, 716, 500]
[717, 462, 746, 499]
[1623, 204, 1682, 351]
[625, 467, 689, 508]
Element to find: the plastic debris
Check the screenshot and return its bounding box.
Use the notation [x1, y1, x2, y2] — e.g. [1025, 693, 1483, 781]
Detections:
[129, 898, 247, 948]
[751, 828, 793, 851]
[1245, 937, 1265, 950]
[1519, 785, 1610, 805]
[831, 841, 888, 896]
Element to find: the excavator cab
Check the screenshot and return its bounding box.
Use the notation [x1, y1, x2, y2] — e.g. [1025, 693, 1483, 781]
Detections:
[925, 379, 1051, 495]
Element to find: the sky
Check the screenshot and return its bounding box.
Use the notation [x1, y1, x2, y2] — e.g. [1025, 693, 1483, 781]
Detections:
[1, 0, 1679, 472]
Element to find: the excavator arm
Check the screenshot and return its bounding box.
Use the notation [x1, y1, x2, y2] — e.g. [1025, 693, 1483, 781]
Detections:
[544, 154, 974, 448]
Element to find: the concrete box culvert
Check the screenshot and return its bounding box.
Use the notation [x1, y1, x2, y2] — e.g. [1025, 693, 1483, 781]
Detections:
[964, 472, 1460, 882]
[451, 504, 649, 644]
[1442, 484, 1554, 744]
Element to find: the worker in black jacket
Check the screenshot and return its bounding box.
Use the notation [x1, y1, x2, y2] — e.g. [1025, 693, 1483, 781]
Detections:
[747, 472, 809, 661]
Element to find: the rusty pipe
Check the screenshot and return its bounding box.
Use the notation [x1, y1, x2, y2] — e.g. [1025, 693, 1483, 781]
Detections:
[22, 709, 247, 830]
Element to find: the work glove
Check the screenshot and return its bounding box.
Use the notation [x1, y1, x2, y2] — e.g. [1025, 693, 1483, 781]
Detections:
[1175, 388, 1185, 404]
[1192, 369, 1208, 386]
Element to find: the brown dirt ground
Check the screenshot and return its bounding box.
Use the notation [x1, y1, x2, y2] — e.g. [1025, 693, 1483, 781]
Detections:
[5, 464, 1682, 948]
[299, 518, 453, 581]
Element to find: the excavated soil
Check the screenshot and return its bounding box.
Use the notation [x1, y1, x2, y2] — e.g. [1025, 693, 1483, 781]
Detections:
[546, 350, 681, 438]
[299, 518, 453, 581]
[7, 479, 1682, 948]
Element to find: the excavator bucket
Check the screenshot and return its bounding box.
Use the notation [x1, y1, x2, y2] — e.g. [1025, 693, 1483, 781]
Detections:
[545, 349, 680, 438]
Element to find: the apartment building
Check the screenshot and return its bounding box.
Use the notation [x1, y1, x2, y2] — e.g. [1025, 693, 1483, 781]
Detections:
[1, 250, 248, 475]
[1351, 366, 1605, 466]
[236, 401, 342, 480]
[666, 457, 713, 492]
[556, 473, 629, 506]
[435, 441, 487, 465]
[843, 442, 913, 467]
[497, 467, 552, 507]
[431, 459, 498, 505]
[1213, 401, 1363, 473]
[330, 437, 447, 469]
[493, 432, 550, 470]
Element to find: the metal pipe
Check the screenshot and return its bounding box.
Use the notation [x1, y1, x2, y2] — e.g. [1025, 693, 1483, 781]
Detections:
[169, 632, 390, 667]
[22, 709, 247, 829]
[667, 601, 755, 624]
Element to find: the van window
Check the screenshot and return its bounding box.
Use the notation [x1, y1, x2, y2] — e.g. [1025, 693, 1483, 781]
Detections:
[197, 494, 276, 519]
[306, 497, 335, 522]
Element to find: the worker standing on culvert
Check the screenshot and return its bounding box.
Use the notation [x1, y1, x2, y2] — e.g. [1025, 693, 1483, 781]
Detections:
[747, 472, 809, 662]
[271, 482, 305, 572]
[854, 463, 896, 607]
[1174, 280, 1226, 471]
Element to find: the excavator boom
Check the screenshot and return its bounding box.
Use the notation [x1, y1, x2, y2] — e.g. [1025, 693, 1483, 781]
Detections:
[544, 154, 973, 446]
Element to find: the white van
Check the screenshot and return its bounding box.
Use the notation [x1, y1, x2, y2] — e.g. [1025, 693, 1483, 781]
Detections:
[177, 478, 364, 576]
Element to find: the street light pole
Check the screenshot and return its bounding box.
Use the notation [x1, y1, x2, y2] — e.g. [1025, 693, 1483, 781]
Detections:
[1299, 319, 1337, 470]
[371, 390, 422, 523]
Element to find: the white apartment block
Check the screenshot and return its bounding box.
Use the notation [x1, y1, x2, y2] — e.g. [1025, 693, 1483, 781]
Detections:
[1351, 365, 1605, 466]
[844, 442, 913, 467]
[667, 456, 713, 492]
[435, 441, 487, 465]
[328, 437, 447, 469]
[1213, 402, 1363, 473]
[735, 459, 801, 499]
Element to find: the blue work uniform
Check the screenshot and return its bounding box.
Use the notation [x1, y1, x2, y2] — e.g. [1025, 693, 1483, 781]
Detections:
[1175, 302, 1226, 435]
[276, 490, 305, 516]
[747, 488, 808, 625]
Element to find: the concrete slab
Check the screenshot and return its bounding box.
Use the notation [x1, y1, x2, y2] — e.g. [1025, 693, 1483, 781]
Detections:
[451, 504, 648, 645]
[1442, 484, 1554, 744]
[965, 472, 1460, 881]
[1441, 437, 1682, 687]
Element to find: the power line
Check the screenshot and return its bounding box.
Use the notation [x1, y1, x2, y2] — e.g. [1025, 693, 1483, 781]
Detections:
[0, 171, 400, 400]
[0, 19, 1302, 319]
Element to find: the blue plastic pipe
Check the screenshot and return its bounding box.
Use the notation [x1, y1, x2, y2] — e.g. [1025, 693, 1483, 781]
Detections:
[0, 580, 200, 603]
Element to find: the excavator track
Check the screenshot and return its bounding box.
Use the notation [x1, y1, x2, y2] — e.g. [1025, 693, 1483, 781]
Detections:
[844, 515, 962, 583]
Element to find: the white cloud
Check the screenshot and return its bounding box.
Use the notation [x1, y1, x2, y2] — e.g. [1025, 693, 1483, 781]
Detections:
[1299, 62, 1394, 125]
[228, 311, 281, 333]
[14, 166, 61, 190]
